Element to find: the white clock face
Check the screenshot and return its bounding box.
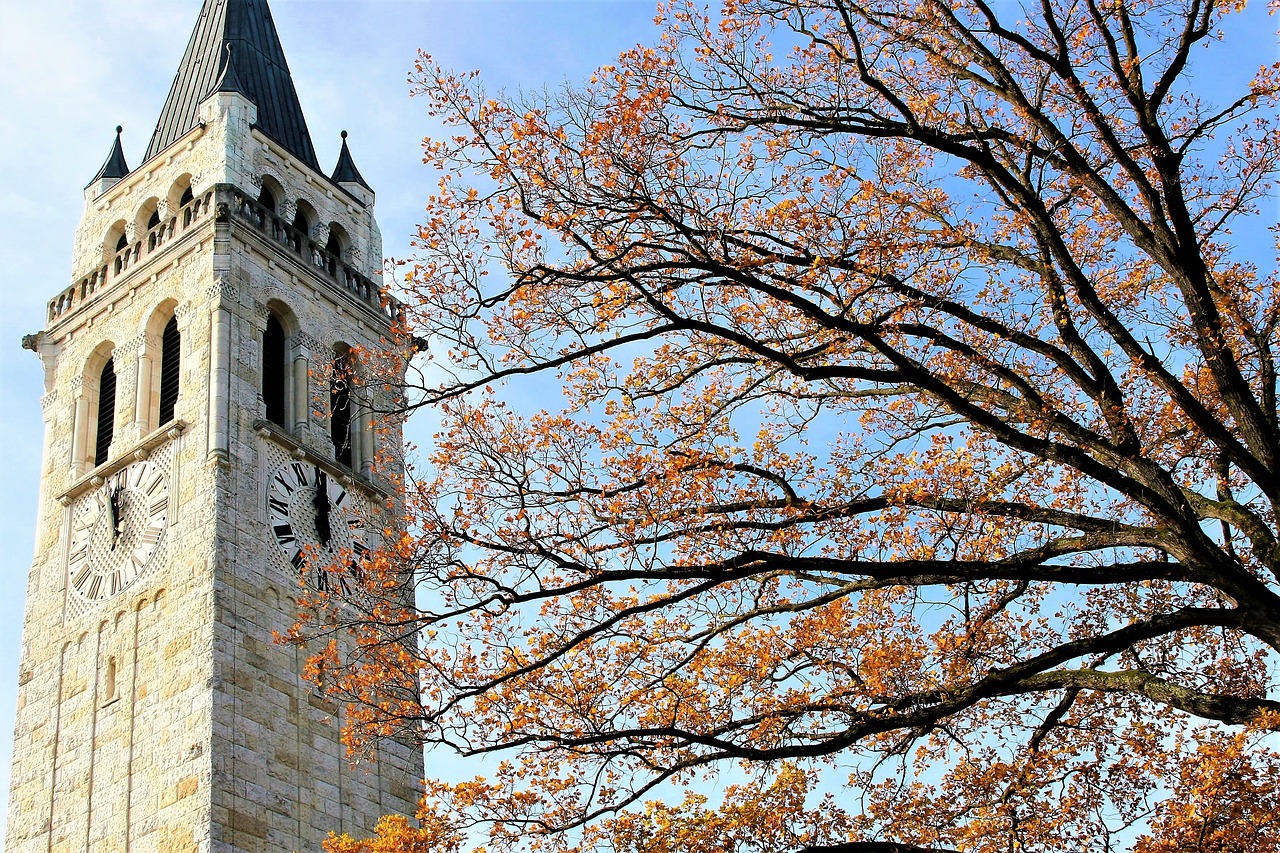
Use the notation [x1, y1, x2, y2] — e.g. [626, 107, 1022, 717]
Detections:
[67, 460, 169, 603]
[267, 461, 367, 590]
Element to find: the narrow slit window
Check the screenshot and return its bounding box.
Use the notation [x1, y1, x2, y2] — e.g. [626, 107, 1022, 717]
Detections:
[95, 358, 116, 467]
[103, 657, 118, 704]
[158, 316, 180, 426]
[263, 315, 287, 427]
[331, 354, 352, 468]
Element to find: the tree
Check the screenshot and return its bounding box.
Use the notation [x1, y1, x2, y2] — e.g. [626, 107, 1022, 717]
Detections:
[298, 0, 1280, 850]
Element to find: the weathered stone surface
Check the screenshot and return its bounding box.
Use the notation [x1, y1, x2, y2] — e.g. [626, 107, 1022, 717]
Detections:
[8, 34, 421, 853]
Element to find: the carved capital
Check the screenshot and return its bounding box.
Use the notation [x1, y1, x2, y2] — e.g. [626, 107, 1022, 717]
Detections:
[296, 331, 324, 354]
[206, 279, 237, 304]
[113, 334, 145, 359]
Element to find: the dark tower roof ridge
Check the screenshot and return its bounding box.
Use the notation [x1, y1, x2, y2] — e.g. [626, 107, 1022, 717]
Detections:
[145, 0, 320, 170]
[88, 125, 130, 188]
[331, 130, 372, 191]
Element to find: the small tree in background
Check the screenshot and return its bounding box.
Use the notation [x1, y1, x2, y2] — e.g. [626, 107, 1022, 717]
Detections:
[302, 0, 1280, 850]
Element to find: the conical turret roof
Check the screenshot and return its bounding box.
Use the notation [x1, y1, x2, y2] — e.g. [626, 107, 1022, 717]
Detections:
[144, 0, 319, 170]
[331, 131, 371, 191]
[88, 126, 130, 187]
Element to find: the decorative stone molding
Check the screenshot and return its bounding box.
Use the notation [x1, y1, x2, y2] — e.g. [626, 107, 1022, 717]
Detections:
[277, 199, 296, 222]
[40, 389, 58, 412]
[312, 224, 330, 247]
[113, 334, 145, 359]
[206, 279, 237, 303]
[295, 331, 324, 354]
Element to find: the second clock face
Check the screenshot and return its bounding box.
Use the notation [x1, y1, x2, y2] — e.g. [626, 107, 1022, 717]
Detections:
[67, 459, 169, 603]
[267, 461, 367, 585]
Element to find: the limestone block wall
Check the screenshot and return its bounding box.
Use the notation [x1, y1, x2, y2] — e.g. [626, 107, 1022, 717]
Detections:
[11, 84, 421, 853]
[10, 245, 220, 853]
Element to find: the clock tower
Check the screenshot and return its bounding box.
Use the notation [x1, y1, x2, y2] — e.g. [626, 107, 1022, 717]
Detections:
[8, 1, 423, 850]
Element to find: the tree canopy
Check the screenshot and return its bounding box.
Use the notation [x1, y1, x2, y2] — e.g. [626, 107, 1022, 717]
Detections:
[302, 0, 1280, 850]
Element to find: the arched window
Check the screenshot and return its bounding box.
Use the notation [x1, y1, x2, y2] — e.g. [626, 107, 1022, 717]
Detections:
[103, 656, 118, 704]
[290, 201, 315, 253]
[158, 316, 180, 426]
[292, 204, 312, 235]
[179, 186, 194, 207]
[115, 233, 129, 253]
[95, 358, 116, 467]
[147, 209, 161, 230]
[258, 186, 277, 213]
[263, 314, 288, 427]
[331, 352, 353, 468]
[325, 230, 343, 257]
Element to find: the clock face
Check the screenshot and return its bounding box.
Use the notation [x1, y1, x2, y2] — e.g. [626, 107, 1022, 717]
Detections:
[267, 461, 367, 591]
[67, 460, 169, 603]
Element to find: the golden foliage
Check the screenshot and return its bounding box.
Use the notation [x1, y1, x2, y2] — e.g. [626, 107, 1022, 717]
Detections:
[295, 0, 1280, 850]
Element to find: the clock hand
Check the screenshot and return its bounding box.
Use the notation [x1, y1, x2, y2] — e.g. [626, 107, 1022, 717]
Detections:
[108, 482, 123, 550]
[313, 467, 332, 549]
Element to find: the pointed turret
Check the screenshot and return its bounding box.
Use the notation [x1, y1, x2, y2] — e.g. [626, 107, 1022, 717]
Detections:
[88, 126, 130, 189]
[144, 0, 319, 170]
[331, 131, 372, 191]
[211, 43, 247, 97]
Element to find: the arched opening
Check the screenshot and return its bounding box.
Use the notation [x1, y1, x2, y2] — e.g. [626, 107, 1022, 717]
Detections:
[95, 357, 117, 467]
[330, 349, 354, 468]
[321, 223, 349, 276]
[291, 200, 316, 253]
[105, 219, 133, 276]
[263, 313, 288, 427]
[168, 174, 194, 211]
[324, 223, 348, 258]
[292, 201, 315, 235]
[103, 656, 118, 704]
[258, 185, 277, 213]
[158, 316, 180, 426]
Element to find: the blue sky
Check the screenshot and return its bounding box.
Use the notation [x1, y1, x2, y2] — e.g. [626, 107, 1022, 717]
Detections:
[0, 0, 657, 829]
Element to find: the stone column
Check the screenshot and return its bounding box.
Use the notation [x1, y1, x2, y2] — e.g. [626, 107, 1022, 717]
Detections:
[209, 297, 231, 463]
[70, 377, 89, 479]
[134, 338, 154, 437]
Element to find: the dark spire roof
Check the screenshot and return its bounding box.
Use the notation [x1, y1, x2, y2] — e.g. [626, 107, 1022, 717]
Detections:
[88, 126, 130, 187]
[331, 131, 371, 190]
[211, 43, 246, 95]
[144, 0, 319, 170]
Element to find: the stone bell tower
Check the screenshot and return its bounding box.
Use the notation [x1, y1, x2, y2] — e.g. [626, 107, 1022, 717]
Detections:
[7, 1, 423, 850]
